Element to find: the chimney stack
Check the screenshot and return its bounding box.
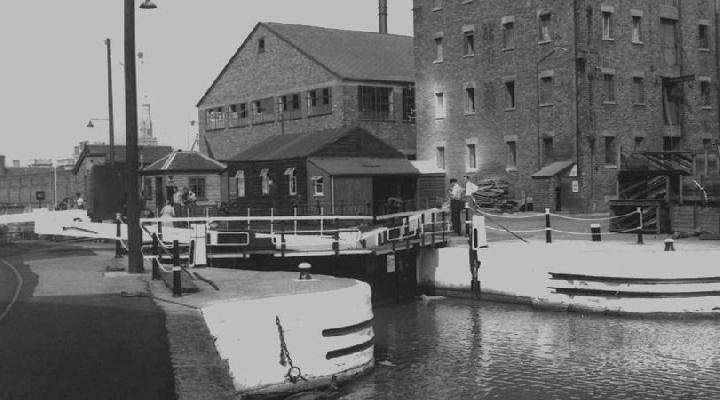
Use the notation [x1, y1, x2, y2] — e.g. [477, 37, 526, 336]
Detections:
[379, 0, 388, 34]
[0, 155, 5, 175]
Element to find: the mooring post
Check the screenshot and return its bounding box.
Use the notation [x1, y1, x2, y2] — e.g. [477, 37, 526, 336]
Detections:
[333, 230, 339, 256]
[189, 239, 196, 267]
[465, 206, 470, 237]
[280, 221, 286, 257]
[441, 211, 446, 243]
[545, 208, 552, 243]
[636, 207, 644, 244]
[157, 220, 162, 240]
[270, 208, 274, 235]
[590, 224, 601, 242]
[431, 212, 436, 245]
[172, 240, 181, 297]
[115, 213, 123, 258]
[247, 208, 251, 230]
[151, 233, 160, 280]
[293, 207, 298, 235]
[664, 238, 675, 251]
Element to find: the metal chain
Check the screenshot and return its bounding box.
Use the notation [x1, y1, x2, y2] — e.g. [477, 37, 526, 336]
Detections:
[275, 316, 307, 384]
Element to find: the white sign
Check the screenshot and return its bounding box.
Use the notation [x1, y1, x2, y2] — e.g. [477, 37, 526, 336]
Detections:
[572, 180, 579, 193]
[386, 254, 395, 273]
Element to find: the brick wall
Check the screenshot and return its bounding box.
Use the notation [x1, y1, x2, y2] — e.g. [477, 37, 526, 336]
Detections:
[413, 0, 719, 212]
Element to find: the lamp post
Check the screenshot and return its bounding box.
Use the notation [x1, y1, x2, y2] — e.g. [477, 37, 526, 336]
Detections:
[125, 0, 157, 274]
[535, 46, 568, 170]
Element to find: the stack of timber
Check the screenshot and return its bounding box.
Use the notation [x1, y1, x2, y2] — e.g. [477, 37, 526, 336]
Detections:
[471, 180, 517, 210]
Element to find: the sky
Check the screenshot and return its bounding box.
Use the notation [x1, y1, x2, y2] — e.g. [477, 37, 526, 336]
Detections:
[0, 0, 413, 165]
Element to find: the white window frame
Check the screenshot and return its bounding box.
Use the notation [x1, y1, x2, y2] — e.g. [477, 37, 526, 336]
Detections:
[466, 143, 477, 170]
[631, 11, 643, 44]
[436, 146, 446, 169]
[311, 176, 324, 196]
[434, 35, 444, 62]
[435, 92, 446, 119]
[260, 168, 269, 196]
[462, 25, 475, 56]
[539, 12, 552, 43]
[602, 9, 614, 40]
[235, 170, 245, 198]
[502, 17, 515, 50]
[465, 86, 476, 114]
[284, 167, 297, 196]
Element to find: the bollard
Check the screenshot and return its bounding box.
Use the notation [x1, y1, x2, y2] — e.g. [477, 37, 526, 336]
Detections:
[115, 213, 123, 258]
[590, 224, 601, 242]
[189, 239, 196, 267]
[151, 234, 160, 280]
[545, 208, 552, 243]
[465, 206, 470, 237]
[298, 262, 312, 280]
[280, 222, 286, 257]
[664, 238, 675, 251]
[636, 207, 644, 245]
[332, 230, 339, 256]
[172, 240, 182, 297]
[431, 212, 436, 245]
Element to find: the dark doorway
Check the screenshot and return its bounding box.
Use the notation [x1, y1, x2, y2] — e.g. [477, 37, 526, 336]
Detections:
[555, 186, 562, 212]
[372, 175, 417, 215]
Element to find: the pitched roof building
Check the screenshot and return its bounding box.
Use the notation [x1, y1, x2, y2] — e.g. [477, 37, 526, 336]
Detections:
[197, 22, 417, 161]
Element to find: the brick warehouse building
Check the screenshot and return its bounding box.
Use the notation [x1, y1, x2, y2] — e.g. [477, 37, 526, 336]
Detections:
[196, 22, 416, 166]
[413, 0, 720, 213]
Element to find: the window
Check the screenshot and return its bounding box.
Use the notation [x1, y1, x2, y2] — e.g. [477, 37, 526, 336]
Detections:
[253, 97, 275, 124]
[602, 11, 613, 40]
[505, 80, 516, 109]
[634, 136, 644, 151]
[701, 80, 712, 108]
[434, 37, 444, 62]
[307, 87, 332, 115]
[603, 73, 615, 103]
[260, 168, 270, 196]
[502, 21, 515, 49]
[463, 29, 475, 56]
[507, 141, 517, 168]
[312, 176, 324, 196]
[542, 137, 554, 165]
[434, 92, 445, 119]
[467, 144, 477, 170]
[632, 16, 642, 43]
[662, 80, 683, 126]
[279, 93, 302, 120]
[258, 38, 265, 53]
[142, 178, 152, 201]
[235, 170, 245, 198]
[661, 19, 678, 66]
[699, 24, 710, 50]
[432, 0, 442, 10]
[284, 168, 297, 196]
[465, 87, 475, 114]
[540, 76, 553, 105]
[206, 107, 225, 130]
[663, 136, 681, 151]
[402, 86, 415, 122]
[539, 12, 551, 42]
[633, 77, 645, 104]
[358, 86, 394, 120]
[229, 103, 249, 127]
[188, 177, 206, 199]
[604, 137, 617, 165]
[436, 146, 445, 169]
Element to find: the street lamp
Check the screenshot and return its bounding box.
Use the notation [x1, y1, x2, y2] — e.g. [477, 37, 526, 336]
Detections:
[125, 0, 157, 273]
[535, 46, 568, 170]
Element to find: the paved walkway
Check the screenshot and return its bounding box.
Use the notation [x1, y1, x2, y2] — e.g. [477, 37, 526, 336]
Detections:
[0, 240, 177, 400]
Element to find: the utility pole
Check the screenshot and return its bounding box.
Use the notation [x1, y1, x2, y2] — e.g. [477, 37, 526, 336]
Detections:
[124, 0, 143, 273]
[106, 38, 115, 166]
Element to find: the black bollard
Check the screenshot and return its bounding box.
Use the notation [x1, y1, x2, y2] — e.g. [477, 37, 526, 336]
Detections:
[151, 234, 160, 280]
[636, 207, 644, 245]
[591, 224, 601, 242]
[664, 239, 675, 252]
[115, 213, 123, 258]
[545, 208, 552, 243]
[172, 240, 182, 297]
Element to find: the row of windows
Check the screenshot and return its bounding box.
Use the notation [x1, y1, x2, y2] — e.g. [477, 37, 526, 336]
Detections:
[431, 7, 710, 64]
[232, 169, 325, 198]
[206, 86, 416, 130]
[432, 74, 713, 120]
[206, 88, 333, 130]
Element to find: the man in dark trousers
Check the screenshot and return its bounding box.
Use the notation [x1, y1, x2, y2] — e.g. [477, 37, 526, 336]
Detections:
[449, 178, 464, 235]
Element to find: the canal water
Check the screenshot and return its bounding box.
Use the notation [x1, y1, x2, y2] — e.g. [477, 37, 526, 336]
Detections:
[340, 299, 720, 400]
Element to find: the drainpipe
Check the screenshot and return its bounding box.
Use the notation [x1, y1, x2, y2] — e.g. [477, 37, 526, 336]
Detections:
[331, 176, 335, 215]
[573, 0, 581, 210]
[715, 0, 720, 145]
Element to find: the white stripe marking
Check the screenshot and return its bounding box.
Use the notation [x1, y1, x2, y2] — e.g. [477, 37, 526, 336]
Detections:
[0, 258, 23, 324]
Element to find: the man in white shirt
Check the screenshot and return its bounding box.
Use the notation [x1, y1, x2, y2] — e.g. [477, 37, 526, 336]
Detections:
[449, 178, 464, 235]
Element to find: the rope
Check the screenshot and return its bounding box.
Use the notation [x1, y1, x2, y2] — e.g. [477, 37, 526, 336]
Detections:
[276, 316, 307, 384]
[548, 209, 639, 221]
[485, 226, 546, 234]
[475, 209, 545, 219]
[120, 290, 201, 310]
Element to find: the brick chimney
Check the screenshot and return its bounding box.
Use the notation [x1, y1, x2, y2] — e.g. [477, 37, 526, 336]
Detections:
[379, 0, 387, 34]
[0, 155, 5, 175]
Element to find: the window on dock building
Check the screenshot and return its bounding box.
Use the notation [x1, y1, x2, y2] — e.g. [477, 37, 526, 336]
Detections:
[465, 86, 476, 114]
[604, 136, 618, 165]
[307, 88, 332, 116]
[189, 177, 206, 200]
[463, 26, 475, 56]
[206, 107, 225, 130]
[504, 80, 516, 110]
[633, 77, 646, 105]
[260, 168, 270, 196]
[358, 86, 394, 121]
[661, 19, 678, 66]
[700, 78, 712, 108]
[402, 86, 416, 122]
[436, 146, 445, 169]
[662, 80, 683, 126]
[602, 71, 616, 103]
[542, 137, 554, 166]
[539, 73, 553, 105]
[312, 176, 324, 196]
[285, 168, 297, 196]
[601, 6, 614, 40]
[467, 143, 477, 170]
[279, 93, 302, 120]
[502, 17, 515, 50]
[235, 170, 245, 198]
[631, 14, 642, 43]
[507, 141, 517, 168]
[538, 11, 551, 42]
[434, 92, 445, 119]
[699, 23, 710, 50]
[253, 98, 275, 124]
[434, 35, 444, 62]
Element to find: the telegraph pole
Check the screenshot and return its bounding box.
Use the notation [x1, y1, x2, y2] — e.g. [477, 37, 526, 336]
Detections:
[106, 38, 115, 166]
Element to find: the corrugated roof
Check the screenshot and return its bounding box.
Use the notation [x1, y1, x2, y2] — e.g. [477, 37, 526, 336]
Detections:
[142, 150, 226, 174]
[264, 23, 414, 82]
[532, 161, 576, 178]
[229, 126, 366, 161]
[309, 157, 419, 176]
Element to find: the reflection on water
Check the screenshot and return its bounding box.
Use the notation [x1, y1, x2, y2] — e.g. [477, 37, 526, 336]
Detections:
[340, 299, 720, 400]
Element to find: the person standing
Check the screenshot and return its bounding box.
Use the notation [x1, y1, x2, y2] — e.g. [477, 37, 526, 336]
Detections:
[75, 193, 85, 210]
[464, 175, 479, 206]
[159, 200, 175, 229]
[449, 178, 464, 235]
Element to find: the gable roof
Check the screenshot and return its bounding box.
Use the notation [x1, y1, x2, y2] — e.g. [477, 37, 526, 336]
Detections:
[228, 126, 399, 162]
[141, 150, 226, 175]
[72, 144, 173, 174]
[197, 22, 414, 107]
